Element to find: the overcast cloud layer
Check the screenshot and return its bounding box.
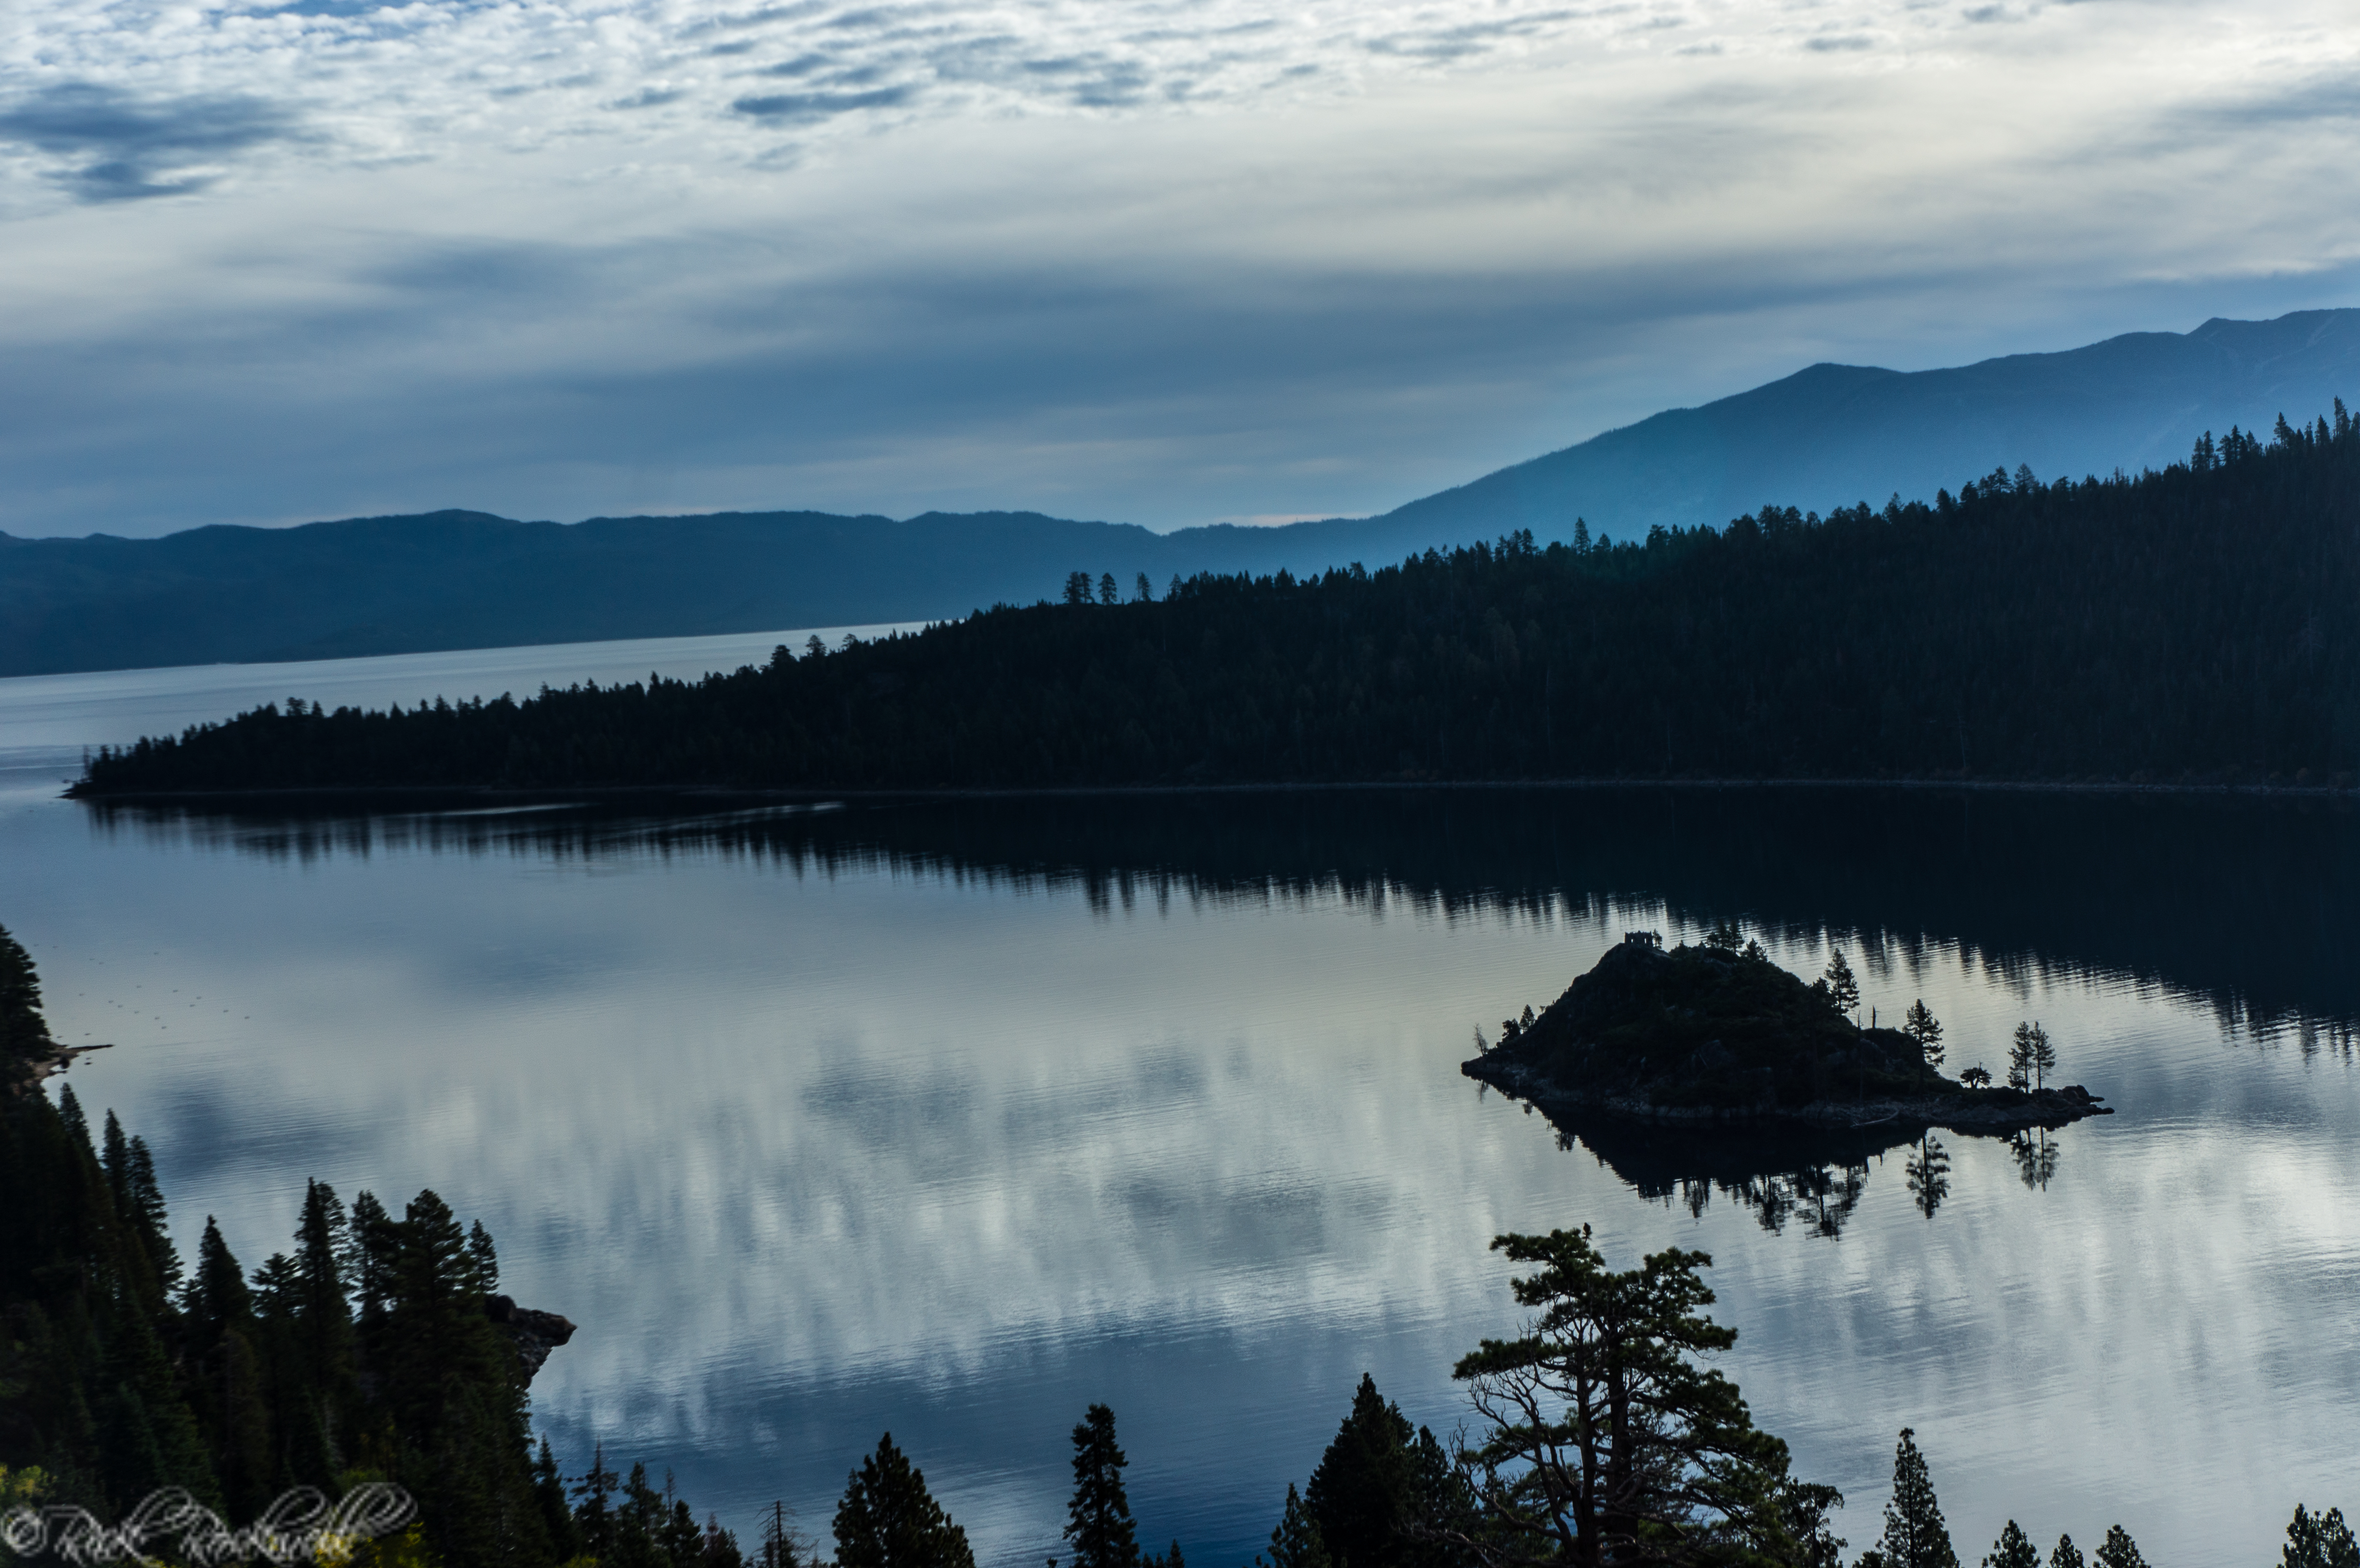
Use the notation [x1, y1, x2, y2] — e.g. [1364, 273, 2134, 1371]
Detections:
[2, 0, 2357, 536]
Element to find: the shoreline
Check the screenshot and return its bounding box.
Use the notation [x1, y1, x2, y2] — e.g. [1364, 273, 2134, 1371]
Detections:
[1463, 1054, 2113, 1136]
[63, 775, 2360, 807]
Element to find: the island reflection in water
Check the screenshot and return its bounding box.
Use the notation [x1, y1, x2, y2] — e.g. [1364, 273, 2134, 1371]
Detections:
[45, 784, 2360, 1564]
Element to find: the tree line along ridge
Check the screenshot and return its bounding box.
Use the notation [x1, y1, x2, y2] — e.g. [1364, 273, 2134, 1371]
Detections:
[71, 406, 2360, 796]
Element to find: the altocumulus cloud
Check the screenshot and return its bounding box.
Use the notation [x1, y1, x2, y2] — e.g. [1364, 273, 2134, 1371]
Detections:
[0, 83, 301, 202]
[0, 0, 2357, 539]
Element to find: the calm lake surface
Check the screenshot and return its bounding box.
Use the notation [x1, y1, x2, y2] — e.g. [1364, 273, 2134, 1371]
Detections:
[4, 637, 2358, 1567]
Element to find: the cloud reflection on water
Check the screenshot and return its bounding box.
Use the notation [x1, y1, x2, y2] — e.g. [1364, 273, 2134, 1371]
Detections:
[18, 786, 2360, 1564]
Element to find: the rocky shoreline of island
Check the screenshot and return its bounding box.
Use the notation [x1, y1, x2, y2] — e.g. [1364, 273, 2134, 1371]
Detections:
[1464, 1051, 2110, 1134]
[1463, 933, 2113, 1138]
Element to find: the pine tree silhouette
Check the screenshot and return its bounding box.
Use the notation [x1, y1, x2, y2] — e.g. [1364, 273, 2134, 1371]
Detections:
[1876, 1429, 1958, 1568]
[1064, 1405, 1141, 1568]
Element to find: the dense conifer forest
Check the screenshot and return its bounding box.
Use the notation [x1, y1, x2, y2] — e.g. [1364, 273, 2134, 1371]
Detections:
[72, 408, 2360, 797]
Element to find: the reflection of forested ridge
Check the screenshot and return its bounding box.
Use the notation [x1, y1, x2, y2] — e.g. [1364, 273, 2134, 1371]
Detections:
[77, 409, 2360, 797]
[95, 786, 2360, 1029]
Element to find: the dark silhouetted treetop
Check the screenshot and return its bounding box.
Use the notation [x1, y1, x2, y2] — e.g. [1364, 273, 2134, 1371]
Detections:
[1256, 1484, 1332, 1568]
[1875, 1429, 1956, 1568]
[0, 923, 61, 1094]
[1901, 1002, 1943, 1068]
[73, 407, 2360, 796]
[0, 945, 569, 1568]
[1447, 1225, 1840, 1567]
[833, 1433, 975, 1568]
[2089, 1525, 2146, 1568]
[1301, 1373, 1474, 1568]
[2283, 1505, 2360, 1568]
[1065, 1404, 1140, 1568]
[1983, 1521, 2039, 1568]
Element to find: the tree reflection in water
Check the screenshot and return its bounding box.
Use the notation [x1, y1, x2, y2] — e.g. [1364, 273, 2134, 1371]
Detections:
[2012, 1127, 2061, 1190]
[1905, 1132, 1952, 1220]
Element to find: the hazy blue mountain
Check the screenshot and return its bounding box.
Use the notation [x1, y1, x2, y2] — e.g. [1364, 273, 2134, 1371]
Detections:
[4, 308, 2354, 678]
[1345, 307, 2360, 555]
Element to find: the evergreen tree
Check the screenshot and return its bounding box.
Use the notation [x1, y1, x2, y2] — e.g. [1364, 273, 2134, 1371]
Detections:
[2048, 1536, 2081, 1568]
[185, 1216, 274, 1518]
[1303, 1375, 1413, 1568]
[1875, 1429, 1957, 1568]
[832, 1433, 975, 1568]
[2090, 1525, 2147, 1568]
[1064, 1404, 1140, 1568]
[705, 1514, 748, 1568]
[1822, 952, 1859, 1019]
[2282, 1505, 2360, 1568]
[0, 923, 56, 1093]
[2029, 1026, 2057, 1091]
[1301, 1375, 1476, 1568]
[1901, 1002, 1943, 1068]
[575, 1443, 621, 1559]
[534, 1438, 578, 1560]
[1098, 574, 1120, 607]
[1905, 1135, 1951, 1221]
[1983, 1522, 2039, 1568]
[1453, 1226, 1839, 1566]
[2007, 1024, 2037, 1091]
[1254, 1485, 1330, 1568]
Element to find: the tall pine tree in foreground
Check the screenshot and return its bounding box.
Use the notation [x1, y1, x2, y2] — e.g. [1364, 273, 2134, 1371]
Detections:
[1064, 1404, 1140, 1568]
[833, 1433, 974, 1568]
[1874, 1429, 1957, 1568]
[1301, 1373, 1473, 1568]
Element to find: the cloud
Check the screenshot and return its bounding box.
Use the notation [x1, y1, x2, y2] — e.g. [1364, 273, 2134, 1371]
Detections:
[0, 0, 2357, 539]
[0, 83, 301, 202]
[732, 86, 916, 119]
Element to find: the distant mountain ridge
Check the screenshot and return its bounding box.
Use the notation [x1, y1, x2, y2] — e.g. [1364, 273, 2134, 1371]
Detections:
[1359, 307, 2360, 551]
[4, 307, 2355, 678]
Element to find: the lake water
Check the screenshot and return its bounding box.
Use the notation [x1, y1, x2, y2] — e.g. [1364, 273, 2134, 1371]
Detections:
[4, 638, 2358, 1567]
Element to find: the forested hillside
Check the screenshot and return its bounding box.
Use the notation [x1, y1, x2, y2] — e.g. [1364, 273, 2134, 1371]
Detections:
[1383, 308, 2360, 549]
[72, 408, 2360, 796]
[12, 310, 2356, 681]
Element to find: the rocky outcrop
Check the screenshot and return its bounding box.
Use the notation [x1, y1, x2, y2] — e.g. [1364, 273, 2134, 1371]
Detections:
[1465, 938, 2110, 1135]
[486, 1294, 577, 1383]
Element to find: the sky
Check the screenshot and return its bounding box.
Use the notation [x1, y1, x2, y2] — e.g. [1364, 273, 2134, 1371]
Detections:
[2, 0, 2357, 539]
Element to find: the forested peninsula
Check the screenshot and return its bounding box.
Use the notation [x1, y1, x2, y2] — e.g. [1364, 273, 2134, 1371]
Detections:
[72, 409, 2360, 797]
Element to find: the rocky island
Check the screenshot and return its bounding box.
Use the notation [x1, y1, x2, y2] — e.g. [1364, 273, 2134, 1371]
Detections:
[1465, 933, 2111, 1134]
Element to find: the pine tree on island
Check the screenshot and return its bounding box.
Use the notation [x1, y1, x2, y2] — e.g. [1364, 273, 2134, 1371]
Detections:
[2009, 1023, 2057, 1092]
[1819, 951, 1860, 1020]
[1901, 1001, 1944, 1069]
[2047, 1535, 2083, 1568]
